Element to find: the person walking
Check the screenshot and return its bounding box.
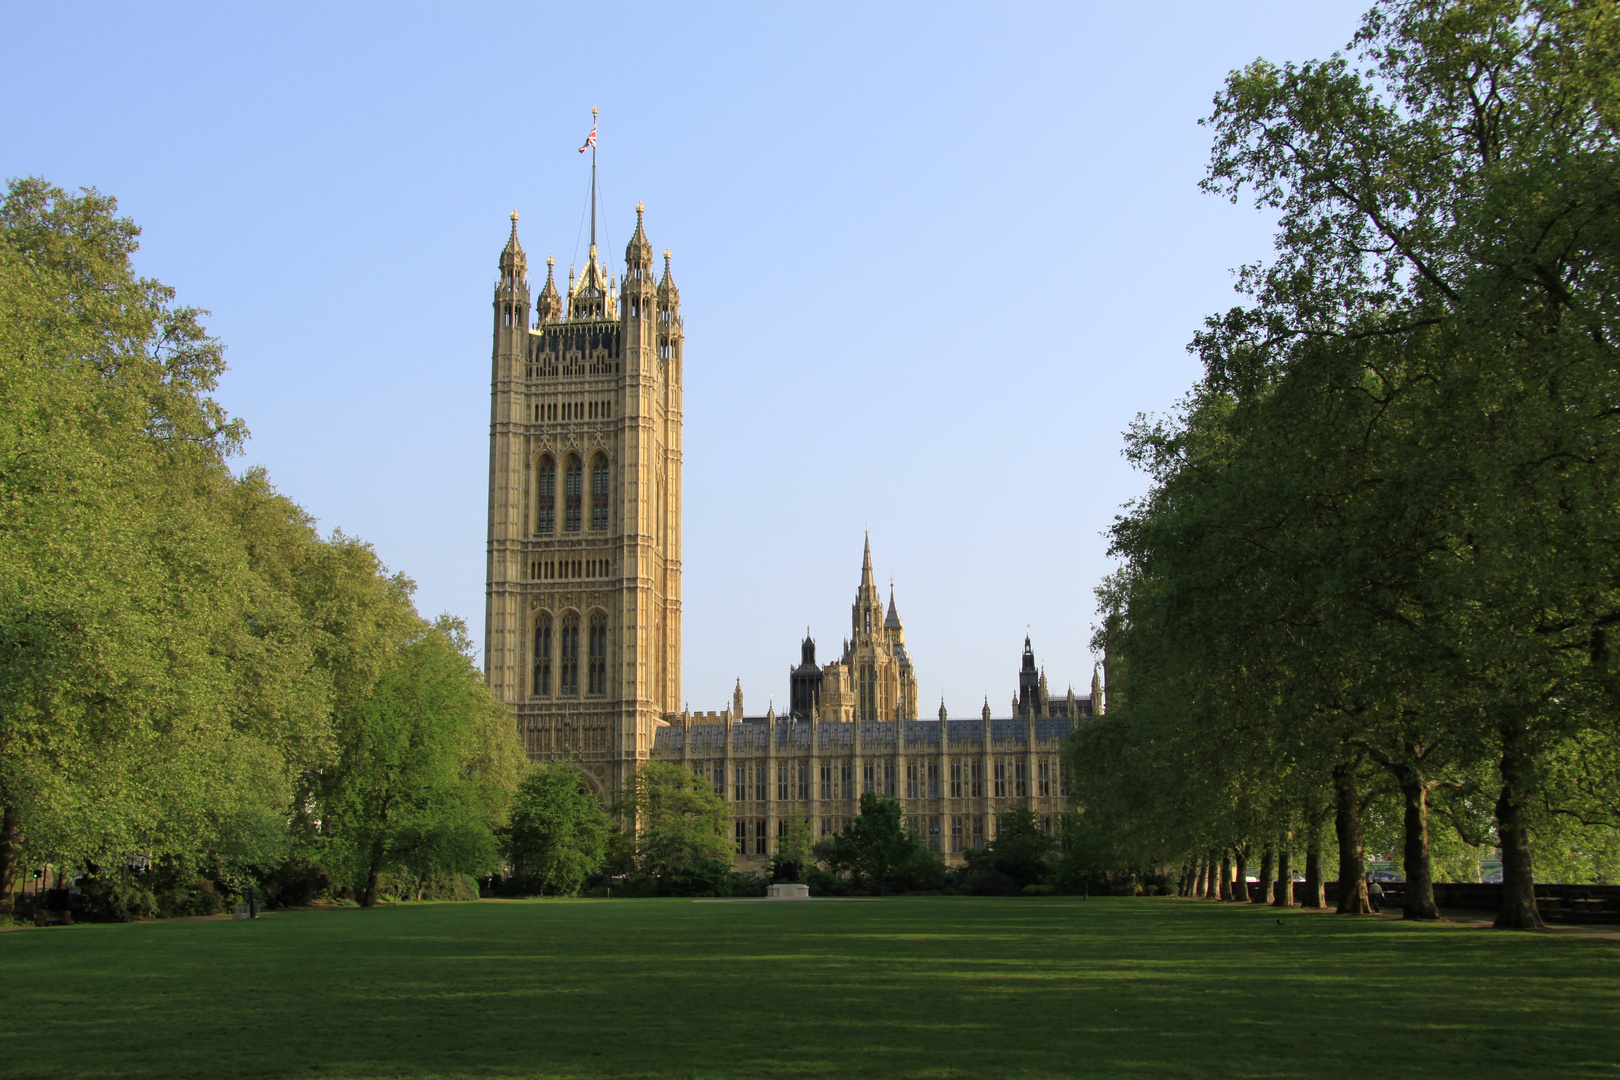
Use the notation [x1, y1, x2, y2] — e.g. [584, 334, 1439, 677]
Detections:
[1368, 878, 1384, 913]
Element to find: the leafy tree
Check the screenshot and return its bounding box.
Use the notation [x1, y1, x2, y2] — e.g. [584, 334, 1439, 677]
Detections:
[320, 616, 524, 907]
[1087, 0, 1620, 931]
[502, 763, 611, 896]
[0, 177, 259, 900]
[813, 792, 921, 895]
[963, 807, 1057, 889]
[618, 761, 732, 895]
[772, 816, 815, 867]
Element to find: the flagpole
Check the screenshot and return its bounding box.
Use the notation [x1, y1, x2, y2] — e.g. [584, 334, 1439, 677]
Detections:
[589, 105, 598, 252]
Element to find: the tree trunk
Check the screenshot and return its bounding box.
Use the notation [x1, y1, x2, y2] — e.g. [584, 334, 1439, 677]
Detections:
[1333, 762, 1371, 914]
[1218, 854, 1233, 901]
[1233, 849, 1249, 903]
[1207, 850, 1221, 898]
[1194, 859, 1208, 897]
[1302, 816, 1326, 909]
[1493, 722, 1543, 930]
[1254, 844, 1274, 904]
[1177, 863, 1190, 896]
[1273, 840, 1293, 907]
[0, 805, 19, 911]
[1396, 764, 1440, 920]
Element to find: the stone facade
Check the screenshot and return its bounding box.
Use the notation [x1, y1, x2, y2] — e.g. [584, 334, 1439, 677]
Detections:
[483, 205, 1092, 866]
[649, 544, 1093, 869]
[484, 206, 683, 799]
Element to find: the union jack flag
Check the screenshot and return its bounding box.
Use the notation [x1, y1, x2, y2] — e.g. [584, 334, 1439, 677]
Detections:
[578, 124, 596, 153]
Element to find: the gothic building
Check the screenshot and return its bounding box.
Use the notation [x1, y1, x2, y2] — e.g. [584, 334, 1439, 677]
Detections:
[483, 202, 1095, 866]
[484, 205, 683, 799]
[647, 543, 1094, 868]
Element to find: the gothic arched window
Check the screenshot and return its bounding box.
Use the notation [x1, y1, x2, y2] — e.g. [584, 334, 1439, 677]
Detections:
[564, 456, 582, 532]
[859, 665, 877, 723]
[536, 456, 555, 535]
[591, 455, 609, 531]
[532, 614, 552, 698]
[560, 613, 580, 696]
[587, 612, 608, 696]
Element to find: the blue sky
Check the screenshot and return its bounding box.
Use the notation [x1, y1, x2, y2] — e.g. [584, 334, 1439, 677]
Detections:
[3, 1, 1372, 717]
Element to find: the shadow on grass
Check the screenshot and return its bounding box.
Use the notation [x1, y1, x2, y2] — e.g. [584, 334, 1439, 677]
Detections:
[0, 898, 1615, 1080]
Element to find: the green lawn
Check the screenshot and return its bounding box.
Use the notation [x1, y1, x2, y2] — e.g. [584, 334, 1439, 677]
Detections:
[1, 897, 1615, 1080]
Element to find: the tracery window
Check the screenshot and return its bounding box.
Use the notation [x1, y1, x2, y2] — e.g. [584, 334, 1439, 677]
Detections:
[587, 612, 607, 695]
[859, 665, 876, 722]
[950, 761, 963, 798]
[564, 456, 582, 532]
[994, 760, 1006, 798]
[883, 763, 895, 798]
[536, 456, 555, 534]
[906, 763, 918, 800]
[1015, 761, 1028, 798]
[971, 760, 985, 798]
[559, 613, 580, 696]
[591, 456, 609, 531]
[532, 614, 552, 697]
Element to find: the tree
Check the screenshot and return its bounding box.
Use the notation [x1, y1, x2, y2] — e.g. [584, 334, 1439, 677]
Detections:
[969, 807, 1056, 889]
[1087, 0, 1620, 931]
[503, 763, 610, 896]
[320, 616, 524, 907]
[814, 792, 922, 895]
[0, 177, 259, 901]
[619, 761, 732, 895]
[772, 816, 814, 867]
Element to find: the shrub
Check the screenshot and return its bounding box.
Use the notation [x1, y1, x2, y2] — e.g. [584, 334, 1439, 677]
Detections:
[383, 871, 479, 901]
[156, 880, 224, 917]
[1021, 883, 1057, 896]
[76, 874, 157, 922]
[968, 871, 1019, 897]
[261, 859, 332, 908]
[727, 873, 767, 898]
[806, 867, 856, 896]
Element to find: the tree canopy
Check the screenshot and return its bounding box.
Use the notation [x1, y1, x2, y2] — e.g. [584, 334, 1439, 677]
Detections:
[0, 178, 525, 917]
[1078, 0, 1620, 928]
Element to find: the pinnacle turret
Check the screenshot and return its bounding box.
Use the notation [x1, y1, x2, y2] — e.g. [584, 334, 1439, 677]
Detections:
[625, 201, 653, 275]
[658, 248, 679, 305]
[499, 208, 527, 277]
[536, 255, 562, 322]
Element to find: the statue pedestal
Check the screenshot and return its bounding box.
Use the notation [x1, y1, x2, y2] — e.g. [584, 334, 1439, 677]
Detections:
[766, 883, 811, 900]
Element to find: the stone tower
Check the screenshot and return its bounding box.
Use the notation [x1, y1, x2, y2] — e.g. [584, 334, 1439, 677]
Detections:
[484, 205, 683, 799]
[833, 534, 918, 722]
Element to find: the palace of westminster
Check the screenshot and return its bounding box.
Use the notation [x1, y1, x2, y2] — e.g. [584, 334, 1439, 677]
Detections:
[484, 204, 1099, 868]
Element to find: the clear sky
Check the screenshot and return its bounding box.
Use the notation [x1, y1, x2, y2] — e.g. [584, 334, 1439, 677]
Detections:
[3, 1, 1372, 718]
